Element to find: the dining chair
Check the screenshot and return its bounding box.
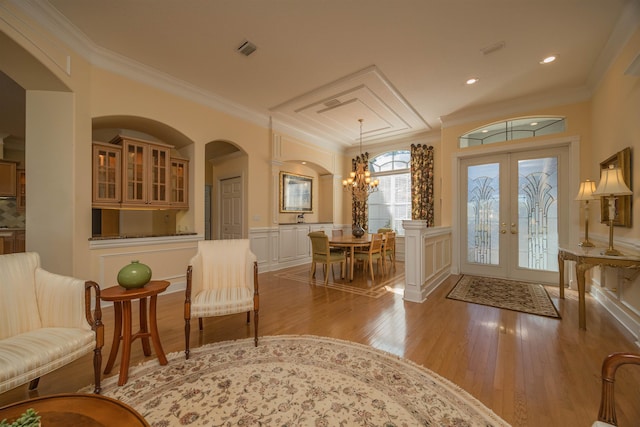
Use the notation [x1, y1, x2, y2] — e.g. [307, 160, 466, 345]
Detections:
[353, 233, 384, 281]
[308, 231, 346, 285]
[377, 227, 393, 234]
[382, 231, 396, 272]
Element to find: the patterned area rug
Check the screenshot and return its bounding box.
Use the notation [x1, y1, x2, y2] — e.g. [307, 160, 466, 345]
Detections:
[84, 335, 510, 426]
[273, 264, 405, 298]
[447, 275, 560, 318]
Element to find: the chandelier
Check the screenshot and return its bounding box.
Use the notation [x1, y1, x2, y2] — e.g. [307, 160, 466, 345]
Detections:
[343, 119, 379, 202]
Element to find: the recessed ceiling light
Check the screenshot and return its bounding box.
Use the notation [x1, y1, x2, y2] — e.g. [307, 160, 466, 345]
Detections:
[481, 129, 489, 133]
[530, 122, 538, 126]
[301, 161, 307, 165]
[540, 55, 556, 64]
[466, 78, 479, 85]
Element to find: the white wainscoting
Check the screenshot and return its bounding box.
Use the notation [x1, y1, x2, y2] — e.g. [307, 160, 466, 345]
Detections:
[249, 224, 406, 273]
[403, 221, 452, 303]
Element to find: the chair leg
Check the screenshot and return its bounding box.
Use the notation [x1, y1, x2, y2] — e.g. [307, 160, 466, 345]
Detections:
[324, 263, 330, 285]
[369, 259, 374, 281]
[28, 378, 40, 391]
[185, 318, 191, 360]
[253, 308, 259, 347]
[310, 261, 316, 278]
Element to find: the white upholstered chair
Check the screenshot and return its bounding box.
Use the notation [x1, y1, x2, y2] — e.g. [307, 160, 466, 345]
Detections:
[0, 252, 104, 393]
[184, 239, 259, 359]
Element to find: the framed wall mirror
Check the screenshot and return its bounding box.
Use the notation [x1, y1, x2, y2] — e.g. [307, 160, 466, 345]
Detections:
[600, 147, 632, 227]
[280, 172, 313, 213]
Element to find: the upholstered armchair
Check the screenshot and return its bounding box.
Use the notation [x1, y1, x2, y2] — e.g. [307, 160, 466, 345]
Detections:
[0, 252, 103, 394]
[308, 231, 346, 285]
[184, 239, 259, 359]
[593, 352, 640, 426]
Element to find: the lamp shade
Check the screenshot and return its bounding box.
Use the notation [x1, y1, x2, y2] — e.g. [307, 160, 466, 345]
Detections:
[575, 179, 597, 200]
[594, 165, 632, 196]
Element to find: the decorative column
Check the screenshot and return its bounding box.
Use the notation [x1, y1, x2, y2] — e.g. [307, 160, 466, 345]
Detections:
[403, 220, 428, 302]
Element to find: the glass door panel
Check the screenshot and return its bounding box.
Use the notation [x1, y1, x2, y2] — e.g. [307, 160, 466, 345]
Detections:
[467, 162, 500, 266]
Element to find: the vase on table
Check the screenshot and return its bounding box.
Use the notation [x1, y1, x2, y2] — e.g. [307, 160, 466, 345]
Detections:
[352, 224, 365, 238]
[117, 260, 152, 289]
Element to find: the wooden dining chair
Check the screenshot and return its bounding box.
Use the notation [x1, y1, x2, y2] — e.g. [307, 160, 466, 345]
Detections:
[308, 231, 346, 284]
[382, 231, 396, 272]
[354, 233, 384, 281]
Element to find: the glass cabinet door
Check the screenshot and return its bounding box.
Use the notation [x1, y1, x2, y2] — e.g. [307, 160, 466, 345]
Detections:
[170, 158, 189, 208]
[122, 140, 147, 205]
[148, 145, 170, 206]
[92, 144, 121, 206]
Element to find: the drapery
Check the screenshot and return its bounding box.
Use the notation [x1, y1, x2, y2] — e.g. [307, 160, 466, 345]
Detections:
[410, 144, 434, 226]
[351, 153, 369, 230]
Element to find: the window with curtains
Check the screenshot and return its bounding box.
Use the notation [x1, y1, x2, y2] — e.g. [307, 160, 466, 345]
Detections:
[368, 150, 411, 235]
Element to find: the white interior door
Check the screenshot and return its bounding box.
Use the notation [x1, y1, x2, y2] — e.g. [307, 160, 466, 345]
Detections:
[219, 176, 243, 239]
[460, 147, 567, 283]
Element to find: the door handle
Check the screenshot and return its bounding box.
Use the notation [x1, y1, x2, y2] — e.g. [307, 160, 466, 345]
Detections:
[510, 223, 518, 234]
[500, 222, 507, 234]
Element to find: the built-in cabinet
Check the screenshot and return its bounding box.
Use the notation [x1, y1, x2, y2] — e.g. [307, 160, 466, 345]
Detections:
[16, 169, 25, 212]
[0, 160, 17, 197]
[279, 224, 312, 263]
[91, 136, 189, 209]
[278, 223, 335, 264]
[0, 229, 25, 254]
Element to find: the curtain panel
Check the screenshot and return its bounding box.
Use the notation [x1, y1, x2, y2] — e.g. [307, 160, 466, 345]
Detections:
[410, 144, 434, 226]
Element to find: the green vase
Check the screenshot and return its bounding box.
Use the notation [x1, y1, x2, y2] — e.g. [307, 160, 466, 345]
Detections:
[117, 260, 152, 289]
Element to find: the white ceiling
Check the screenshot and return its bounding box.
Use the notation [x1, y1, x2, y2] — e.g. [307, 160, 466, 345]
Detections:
[5, 0, 640, 148]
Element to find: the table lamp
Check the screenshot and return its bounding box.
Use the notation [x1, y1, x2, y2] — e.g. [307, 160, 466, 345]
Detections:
[575, 179, 596, 247]
[593, 164, 632, 256]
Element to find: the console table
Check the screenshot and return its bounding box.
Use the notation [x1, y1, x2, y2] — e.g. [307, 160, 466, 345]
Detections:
[558, 245, 640, 330]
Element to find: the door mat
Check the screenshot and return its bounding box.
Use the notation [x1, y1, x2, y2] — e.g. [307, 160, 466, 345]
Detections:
[447, 275, 560, 318]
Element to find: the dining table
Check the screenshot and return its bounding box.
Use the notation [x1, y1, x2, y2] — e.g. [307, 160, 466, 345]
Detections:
[329, 233, 379, 281]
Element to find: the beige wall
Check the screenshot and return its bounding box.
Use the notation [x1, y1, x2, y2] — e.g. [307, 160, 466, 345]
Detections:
[590, 27, 640, 243]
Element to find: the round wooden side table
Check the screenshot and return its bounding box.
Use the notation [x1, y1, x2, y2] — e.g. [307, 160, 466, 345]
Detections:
[101, 280, 170, 386]
[0, 393, 149, 426]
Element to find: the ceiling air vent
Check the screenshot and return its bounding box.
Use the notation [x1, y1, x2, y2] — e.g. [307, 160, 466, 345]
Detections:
[323, 99, 341, 108]
[237, 40, 257, 57]
[481, 41, 506, 56]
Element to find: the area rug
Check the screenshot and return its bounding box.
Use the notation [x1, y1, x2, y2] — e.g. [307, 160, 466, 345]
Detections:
[447, 275, 560, 318]
[83, 335, 509, 426]
[274, 264, 405, 298]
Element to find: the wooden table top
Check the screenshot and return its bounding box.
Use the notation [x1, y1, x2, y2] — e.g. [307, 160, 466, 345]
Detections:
[101, 280, 170, 301]
[0, 393, 149, 426]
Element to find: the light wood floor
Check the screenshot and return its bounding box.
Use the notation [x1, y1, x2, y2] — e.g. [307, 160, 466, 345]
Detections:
[2, 263, 640, 426]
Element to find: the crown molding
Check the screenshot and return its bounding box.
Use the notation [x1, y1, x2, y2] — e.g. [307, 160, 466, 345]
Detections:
[586, 0, 640, 90]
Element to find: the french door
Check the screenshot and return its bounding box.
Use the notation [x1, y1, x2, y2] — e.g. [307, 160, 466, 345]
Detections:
[459, 147, 568, 283]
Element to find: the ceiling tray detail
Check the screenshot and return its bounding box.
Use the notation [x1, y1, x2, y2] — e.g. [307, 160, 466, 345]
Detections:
[270, 66, 430, 146]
